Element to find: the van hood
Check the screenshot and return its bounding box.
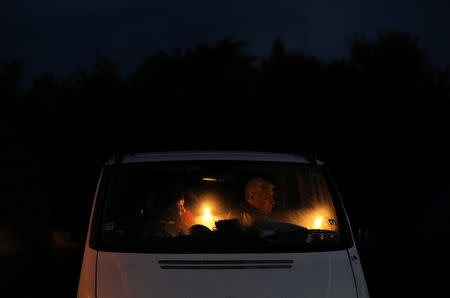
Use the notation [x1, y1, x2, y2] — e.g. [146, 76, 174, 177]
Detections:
[97, 250, 357, 298]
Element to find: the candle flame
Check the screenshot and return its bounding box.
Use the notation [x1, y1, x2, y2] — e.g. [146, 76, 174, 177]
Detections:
[203, 207, 211, 220]
[193, 206, 216, 230]
[313, 217, 322, 229]
[288, 205, 337, 231]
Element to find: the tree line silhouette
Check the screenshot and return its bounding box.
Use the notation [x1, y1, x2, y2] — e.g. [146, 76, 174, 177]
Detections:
[1, 31, 449, 297]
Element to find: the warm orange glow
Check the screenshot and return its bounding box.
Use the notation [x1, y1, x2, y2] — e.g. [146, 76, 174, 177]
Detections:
[202, 177, 217, 181]
[203, 207, 211, 220]
[194, 205, 219, 230]
[190, 194, 231, 230]
[288, 205, 337, 231]
[313, 217, 322, 229]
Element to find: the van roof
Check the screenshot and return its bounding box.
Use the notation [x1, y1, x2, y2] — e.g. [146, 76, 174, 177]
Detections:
[105, 151, 324, 165]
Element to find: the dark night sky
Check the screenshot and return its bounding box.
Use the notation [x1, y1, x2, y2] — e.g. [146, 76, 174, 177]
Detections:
[2, 0, 450, 85]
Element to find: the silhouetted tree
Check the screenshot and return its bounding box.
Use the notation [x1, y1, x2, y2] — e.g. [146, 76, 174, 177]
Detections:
[0, 59, 24, 97]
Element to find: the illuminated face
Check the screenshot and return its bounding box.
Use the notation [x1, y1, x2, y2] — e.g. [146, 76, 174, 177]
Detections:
[177, 199, 186, 216]
[249, 186, 275, 214]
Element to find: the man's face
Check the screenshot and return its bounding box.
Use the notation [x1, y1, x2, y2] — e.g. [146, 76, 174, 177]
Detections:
[250, 186, 275, 214]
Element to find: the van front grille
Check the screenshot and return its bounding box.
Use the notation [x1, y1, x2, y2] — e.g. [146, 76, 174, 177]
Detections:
[158, 260, 293, 270]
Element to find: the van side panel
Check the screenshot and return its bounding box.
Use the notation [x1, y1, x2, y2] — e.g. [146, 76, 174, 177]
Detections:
[77, 170, 103, 298]
[348, 245, 370, 298]
[77, 247, 97, 298]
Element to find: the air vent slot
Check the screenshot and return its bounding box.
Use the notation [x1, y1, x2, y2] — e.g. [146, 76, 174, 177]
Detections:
[159, 260, 293, 270]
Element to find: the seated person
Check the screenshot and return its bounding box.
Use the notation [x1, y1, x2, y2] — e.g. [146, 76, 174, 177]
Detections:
[238, 177, 275, 227]
[161, 192, 194, 235]
[134, 191, 170, 239]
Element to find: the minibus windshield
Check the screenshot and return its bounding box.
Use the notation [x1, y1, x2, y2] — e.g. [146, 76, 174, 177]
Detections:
[92, 162, 346, 253]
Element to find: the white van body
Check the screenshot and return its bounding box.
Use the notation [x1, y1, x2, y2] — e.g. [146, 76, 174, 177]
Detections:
[77, 151, 369, 298]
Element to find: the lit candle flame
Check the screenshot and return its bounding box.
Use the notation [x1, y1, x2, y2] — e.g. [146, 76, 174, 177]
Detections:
[194, 206, 216, 230]
[203, 207, 211, 220]
[313, 217, 322, 229]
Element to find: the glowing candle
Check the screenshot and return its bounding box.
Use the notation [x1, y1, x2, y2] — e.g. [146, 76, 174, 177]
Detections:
[203, 207, 211, 221]
[313, 217, 322, 229]
[196, 206, 216, 230]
